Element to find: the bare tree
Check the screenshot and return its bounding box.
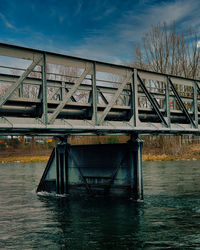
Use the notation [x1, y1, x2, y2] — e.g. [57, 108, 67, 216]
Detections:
[133, 22, 200, 149]
[133, 22, 200, 79]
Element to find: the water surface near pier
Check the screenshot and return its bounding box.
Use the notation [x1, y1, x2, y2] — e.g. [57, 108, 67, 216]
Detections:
[0, 160, 200, 249]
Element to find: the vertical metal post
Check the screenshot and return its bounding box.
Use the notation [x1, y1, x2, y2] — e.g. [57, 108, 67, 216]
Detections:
[60, 152, 64, 194]
[92, 62, 97, 124]
[56, 147, 60, 194]
[136, 137, 143, 200]
[130, 69, 139, 126]
[165, 77, 171, 127]
[42, 53, 48, 124]
[55, 141, 69, 195]
[19, 84, 23, 98]
[65, 144, 69, 194]
[61, 81, 65, 101]
[129, 135, 143, 200]
[129, 147, 134, 195]
[193, 81, 198, 128]
[125, 90, 129, 106]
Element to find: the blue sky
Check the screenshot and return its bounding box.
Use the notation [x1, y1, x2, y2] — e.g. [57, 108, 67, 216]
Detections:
[0, 0, 200, 65]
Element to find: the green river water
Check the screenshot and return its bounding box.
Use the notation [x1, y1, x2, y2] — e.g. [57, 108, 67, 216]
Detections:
[0, 160, 200, 249]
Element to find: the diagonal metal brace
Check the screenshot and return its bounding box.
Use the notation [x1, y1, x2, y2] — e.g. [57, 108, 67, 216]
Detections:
[0, 55, 43, 108]
[193, 81, 199, 127]
[98, 71, 132, 125]
[68, 151, 93, 194]
[77, 167, 93, 195]
[48, 65, 92, 124]
[65, 88, 77, 102]
[48, 88, 60, 100]
[97, 88, 109, 104]
[195, 81, 200, 94]
[168, 77, 196, 128]
[104, 152, 128, 194]
[137, 74, 168, 127]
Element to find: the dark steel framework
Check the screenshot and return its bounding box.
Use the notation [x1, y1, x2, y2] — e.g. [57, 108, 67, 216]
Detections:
[0, 43, 200, 136]
[37, 139, 144, 200]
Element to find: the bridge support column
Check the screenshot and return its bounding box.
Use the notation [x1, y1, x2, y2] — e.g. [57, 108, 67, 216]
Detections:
[55, 142, 69, 195]
[37, 139, 70, 195]
[129, 136, 143, 200]
[37, 136, 144, 201]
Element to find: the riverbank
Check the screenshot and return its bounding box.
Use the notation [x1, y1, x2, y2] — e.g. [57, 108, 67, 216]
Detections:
[142, 154, 199, 161]
[0, 155, 50, 163]
[143, 143, 200, 161]
[0, 137, 199, 163]
[0, 152, 200, 163]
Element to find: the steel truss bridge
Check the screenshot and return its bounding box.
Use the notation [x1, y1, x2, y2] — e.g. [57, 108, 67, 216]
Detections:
[0, 43, 200, 136]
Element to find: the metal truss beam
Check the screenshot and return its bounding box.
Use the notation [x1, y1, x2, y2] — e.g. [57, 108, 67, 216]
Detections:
[98, 71, 132, 125]
[168, 77, 196, 128]
[129, 69, 139, 127]
[65, 88, 77, 102]
[92, 62, 97, 124]
[42, 54, 48, 124]
[48, 64, 92, 124]
[165, 76, 171, 127]
[195, 81, 200, 93]
[137, 73, 168, 127]
[48, 88, 60, 100]
[0, 42, 199, 135]
[194, 81, 200, 128]
[98, 88, 109, 104]
[0, 55, 42, 108]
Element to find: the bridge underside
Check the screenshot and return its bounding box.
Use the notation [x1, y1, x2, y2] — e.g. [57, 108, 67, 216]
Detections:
[37, 138, 143, 200]
[0, 43, 200, 136]
[0, 119, 200, 136]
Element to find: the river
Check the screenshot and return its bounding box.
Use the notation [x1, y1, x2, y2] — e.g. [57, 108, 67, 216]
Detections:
[0, 160, 200, 249]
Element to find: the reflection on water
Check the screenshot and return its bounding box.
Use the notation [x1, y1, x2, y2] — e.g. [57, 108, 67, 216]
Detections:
[0, 161, 200, 249]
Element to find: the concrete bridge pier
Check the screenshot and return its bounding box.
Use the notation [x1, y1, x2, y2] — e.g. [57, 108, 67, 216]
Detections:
[37, 135, 143, 201]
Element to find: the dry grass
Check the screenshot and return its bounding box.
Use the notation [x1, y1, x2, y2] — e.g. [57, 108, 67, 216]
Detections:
[0, 153, 199, 163]
[0, 136, 200, 163]
[142, 154, 200, 161]
[143, 143, 200, 161]
[68, 135, 129, 145]
[0, 155, 49, 163]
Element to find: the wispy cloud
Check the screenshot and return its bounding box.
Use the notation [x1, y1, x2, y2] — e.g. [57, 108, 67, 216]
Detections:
[67, 0, 200, 64]
[74, 0, 83, 16]
[0, 13, 16, 30]
[117, 0, 199, 42]
[93, 6, 116, 21]
[1, 0, 200, 65]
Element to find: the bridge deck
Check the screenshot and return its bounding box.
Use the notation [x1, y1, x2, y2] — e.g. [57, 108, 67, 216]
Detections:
[0, 43, 200, 135]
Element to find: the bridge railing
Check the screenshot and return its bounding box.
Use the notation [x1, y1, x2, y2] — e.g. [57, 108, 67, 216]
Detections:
[0, 43, 199, 135]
